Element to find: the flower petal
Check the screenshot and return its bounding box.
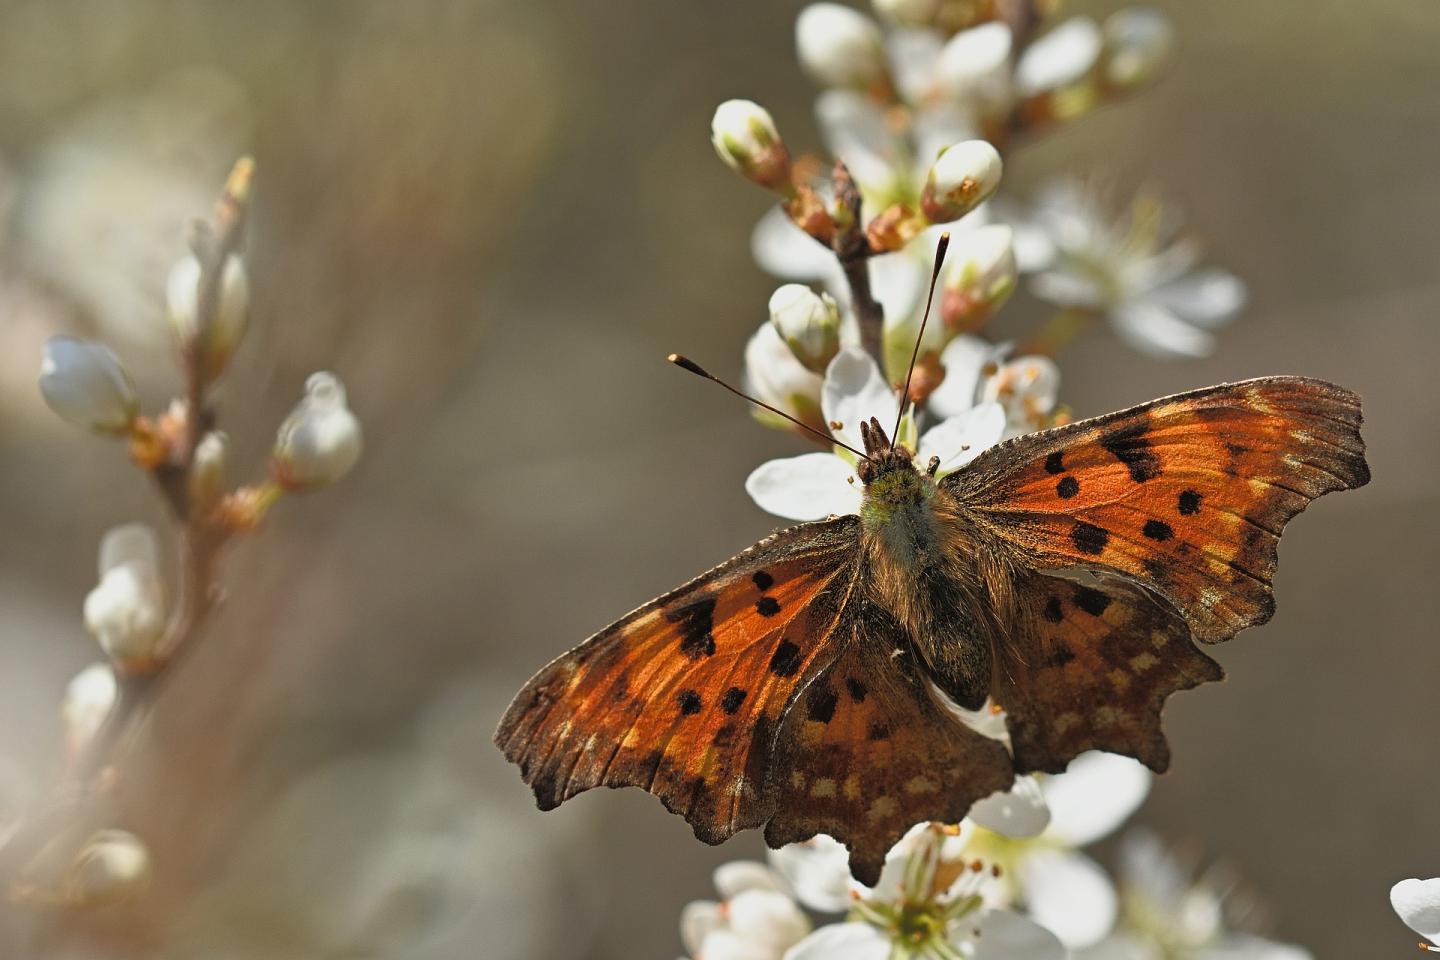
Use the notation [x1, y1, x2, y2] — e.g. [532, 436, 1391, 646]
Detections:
[699, 928, 784, 960]
[966, 908, 1068, 960]
[926, 335, 1006, 419]
[681, 900, 723, 955]
[1150, 268, 1247, 329]
[1029, 268, 1107, 308]
[816, 90, 897, 195]
[752, 206, 844, 284]
[822, 348, 898, 453]
[782, 922, 888, 960]
[714, 860, 787, 899]
[1111, 299, 1215, 359]
[1075, 932, 1161, 960]
[1042, 751, 1150, 846]
[917, 402, 1005, 473]
[1019, 849, 1117, 949]
[746, 454, 862, 521]
[968, 775, 1050, 838]
[727, 889, 811, 951]
[1392, 877, 1440, 944]
[769, 837, 854, 914]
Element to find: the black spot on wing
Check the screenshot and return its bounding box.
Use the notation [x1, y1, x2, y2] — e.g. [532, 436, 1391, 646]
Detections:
[769, 640, 802, 677]
[868, 722, 891, 741]
[677, 690, 703, 715]
[1072, 521, 1110, 555]
[752, 570, 775, 591]
[667, 597, 717, 659]
[721, 687, 747, 714]
[1073, 586, 1111, 616]
[1101, 421, 1163, 483]
[807, 687, 838, 724]
[1143, 519, 1175, 542]
[756, 596, 782, 617]
[1178, 490, 1202, 515]
[1044, 451, 1066, 475]
[1056, 476, 1080, 499]
[1042, 596, 1064, 623]
[845, 677, 868, 702]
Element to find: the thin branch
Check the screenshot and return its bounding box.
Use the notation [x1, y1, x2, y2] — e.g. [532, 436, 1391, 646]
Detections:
[830, 160, 887, 372]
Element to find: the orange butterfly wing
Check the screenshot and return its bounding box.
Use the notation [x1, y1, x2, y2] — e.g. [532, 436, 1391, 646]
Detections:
[494, 518, 863, 845]
[950, 376, 1369, 644]
[997, 569, 1223, 774]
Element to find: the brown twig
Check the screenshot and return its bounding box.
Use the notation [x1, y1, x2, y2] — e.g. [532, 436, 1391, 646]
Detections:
[829, 160, 887, 372]
[0, 159, 253, 901]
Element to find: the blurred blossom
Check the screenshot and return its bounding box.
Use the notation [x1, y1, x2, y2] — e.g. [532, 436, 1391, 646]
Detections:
[746, 348, 1004, 520]
[83, 523, 166, 668]
[1012, 181, 1247, 358]
[166, 252, 250, 382]
[16, 68, 251, 356]
[1101, 9, 1175, 91]
[928, 336, 1060, 438]
[38, 336, 137, 432]
[941, 223, 1017, 333]
[271, 372, 364, 491]
[1391, 878, 1440, 953]
[796, 3, 889, 92]
[60, 662, 117, 757]
[1079, 831, 1314, 960]
[1015, 18, 1103, 98]
[783, 823, 1066, 960]
[189, 430, 229, 510]
[67, 829, 152, 905]
[742, 322, 827, 436]
[769, 283, 841, 373]
[680, 861, 810, 960]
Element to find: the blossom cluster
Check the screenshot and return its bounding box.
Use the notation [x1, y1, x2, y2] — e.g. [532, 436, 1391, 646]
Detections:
[679, 2, 1320, 958]
[11, 158, 362, 906]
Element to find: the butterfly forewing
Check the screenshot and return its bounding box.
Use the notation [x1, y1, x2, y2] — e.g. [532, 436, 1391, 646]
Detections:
[494, 517, 862, 844]
[949, 376, 1369, 644]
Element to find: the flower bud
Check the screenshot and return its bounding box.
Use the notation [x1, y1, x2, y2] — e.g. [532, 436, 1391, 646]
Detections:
[271, 372, 363, 491]
[84, 524, 166, 670]
[61, 663, 117, 756]
[935, 22, 1013, 116]
[919, 140, 1002, 224]
[796, 4, 887, 91]
[68, 829, 152, 905]
[1015, 17, 1103, 97]
[166, 252, 249, 382]
[942, 224, 1017, 332]
[38, 337, 138, 433]
[711, 100, 791, 192]
[871, 0, 935, 26]
[1102, 8, 1174, 90]
[742, 323, 826, 436]
[768, 285, 840, 373]
[189, 430, 229, 510]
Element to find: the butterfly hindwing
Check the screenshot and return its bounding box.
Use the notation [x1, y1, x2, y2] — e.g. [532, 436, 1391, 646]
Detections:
[762, 600, 1015, 885]
[948, 376, 1369, 644]
[494, 517, 861, 845]
[998, 569, 1222, 774]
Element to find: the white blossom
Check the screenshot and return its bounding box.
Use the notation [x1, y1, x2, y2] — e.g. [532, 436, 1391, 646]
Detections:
[921, 140, 1003, 225]
[770, 284, 841, 373]
[61, 662, 118, 756]
[190, 430, 229, 508]
[83, 523, 167, 667]
[935, 23, 1014, 118]
[166, 252, 250, 380]
[712, 100, 790, 190]
[743, 322, 828, 436]
[272, 372, 363, 490]
[1078, 831, 1314, 960]
[927, 336, 1060, 439]
[68, 829, 152, 905]
[745, 348, 1004, 520]
[1014, 181, 1246, 358]
[1102, 9, 1175, 91]
[940, 224, 1017, 332]
[38, 336, 138, 432]
[796, 4, 888, 91]
[1391, 878, 1440, 953]
[1015, 18, 1103, 97]
[681, 861, 810, 960]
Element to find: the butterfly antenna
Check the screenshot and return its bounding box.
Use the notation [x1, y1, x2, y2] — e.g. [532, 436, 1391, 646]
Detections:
[892, 231, 951, 444]
[667, 353, 872, 462]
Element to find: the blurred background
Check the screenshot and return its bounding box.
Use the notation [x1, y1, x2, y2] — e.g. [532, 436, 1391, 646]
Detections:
[0, 0, 1435, 956]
